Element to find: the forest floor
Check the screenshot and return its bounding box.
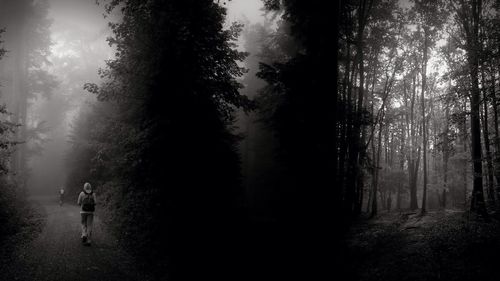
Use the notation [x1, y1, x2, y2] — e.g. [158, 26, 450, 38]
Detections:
[342, 208, 500, 281]
[0, 196, 153, 281]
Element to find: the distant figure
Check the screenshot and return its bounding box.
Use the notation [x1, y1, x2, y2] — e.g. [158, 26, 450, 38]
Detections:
[77, 182, 96, 246]
[59, 187, 65, 206]
[387, 194, 392, 212]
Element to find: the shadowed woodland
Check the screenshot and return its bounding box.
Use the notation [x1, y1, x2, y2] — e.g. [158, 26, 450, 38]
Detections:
[3, 0, 500, 280]
[337, 0, 500, 280]
[0, 0, 330, 280]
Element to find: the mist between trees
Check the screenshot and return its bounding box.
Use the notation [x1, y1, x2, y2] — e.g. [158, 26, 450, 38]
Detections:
[336, 1, 500, 279]
[0, 0, 331, 280]
[7, 0, 500, 279]
[339, 0, 500, 218]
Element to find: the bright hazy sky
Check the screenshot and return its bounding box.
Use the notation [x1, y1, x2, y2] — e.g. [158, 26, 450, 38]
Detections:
[47, 0, 265, 58]
[226, 0, 265, 23]
[45, 0, 266, 120]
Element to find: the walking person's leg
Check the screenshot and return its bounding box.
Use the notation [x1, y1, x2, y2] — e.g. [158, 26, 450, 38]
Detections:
[86, 214, 94, 244]
[81, 213, 88, 242]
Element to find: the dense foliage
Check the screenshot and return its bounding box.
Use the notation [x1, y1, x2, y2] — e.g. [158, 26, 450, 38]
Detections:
[257, 0, 334, 225]
[0, 31, 18, 238]
[67, 0, 252, 279]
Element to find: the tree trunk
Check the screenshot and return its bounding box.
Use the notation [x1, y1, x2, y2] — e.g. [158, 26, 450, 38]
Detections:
[420, 30, 429, 215]
[443, 101, 450, 198]
[398, 115, 405, 211]
[481, 68, 495, 203]
[468, 0, 487, 216]
[489, 69, 500, 201]
[463, 106, 468, 209]
[371, 118, 384, 217]
[409, 74, 420, 210]
[370, 53, 398, 217]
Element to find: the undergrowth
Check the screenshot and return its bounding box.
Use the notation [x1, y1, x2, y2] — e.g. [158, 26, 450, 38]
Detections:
[344, 210, 500, 281]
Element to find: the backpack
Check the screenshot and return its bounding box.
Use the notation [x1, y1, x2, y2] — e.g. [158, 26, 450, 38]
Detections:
[82, 192, 95, 212]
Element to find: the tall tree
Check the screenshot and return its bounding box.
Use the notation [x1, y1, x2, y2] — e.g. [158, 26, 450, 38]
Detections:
[0, 29, 17, 176]
[410, 0, 447, 214]
[81, 0, 252, 279]
[259, 0, 334, 226]
[451, 0, 488, 215]
[0, 0, 57, 187]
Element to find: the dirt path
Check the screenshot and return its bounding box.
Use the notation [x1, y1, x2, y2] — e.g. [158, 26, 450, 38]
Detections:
[343, 210, 500, 281]
[2, 196, 152, 281]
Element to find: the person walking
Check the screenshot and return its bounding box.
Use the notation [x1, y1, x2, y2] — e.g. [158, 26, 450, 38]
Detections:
[77, 182, 96, 246]
[59, 187, 65, 206]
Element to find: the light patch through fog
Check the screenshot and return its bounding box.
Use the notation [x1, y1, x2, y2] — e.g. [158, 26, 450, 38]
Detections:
[27, 0, 266, 194]
[27, 0, 115, 194]
[226, 0, 265, 23]
[50, 39, 79, 58]
[47, 0, 116, 129]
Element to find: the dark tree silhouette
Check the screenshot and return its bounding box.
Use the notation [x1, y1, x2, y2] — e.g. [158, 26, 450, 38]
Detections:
[74, 0, 252, 279]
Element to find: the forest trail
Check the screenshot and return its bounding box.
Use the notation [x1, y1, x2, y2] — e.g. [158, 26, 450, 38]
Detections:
[344, 210, 500, 281]
[2, 196, 151, 281]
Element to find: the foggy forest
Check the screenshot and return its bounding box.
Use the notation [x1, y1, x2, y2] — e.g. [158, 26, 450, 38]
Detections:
[1, 0, 500, 280]
[0, 0, 329, 280]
